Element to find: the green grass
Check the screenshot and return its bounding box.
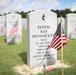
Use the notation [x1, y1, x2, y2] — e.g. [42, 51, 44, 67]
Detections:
[0, 30, 76, 75]
[38, 39, 76, 75]
[0, 29, 27, 75]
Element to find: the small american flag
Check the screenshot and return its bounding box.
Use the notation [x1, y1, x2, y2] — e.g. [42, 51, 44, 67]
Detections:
[23, 22, 26, 26]
[2, 22, 6, 33]
[47, 23, 67, 50]
[9, 19, 18, 36]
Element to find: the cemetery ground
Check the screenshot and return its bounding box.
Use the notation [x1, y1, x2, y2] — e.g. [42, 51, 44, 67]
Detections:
[0, 29, 76, 75]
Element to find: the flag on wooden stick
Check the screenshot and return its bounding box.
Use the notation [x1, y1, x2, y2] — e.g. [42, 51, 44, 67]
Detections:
[2, 25, 6, 33]
[47, 23, 67, 50]
[9, 19, 18, 36]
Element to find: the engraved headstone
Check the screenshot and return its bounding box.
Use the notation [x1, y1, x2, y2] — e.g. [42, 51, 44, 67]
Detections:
[65, 13, 76, 38]
[57, 17, 65, 30]
[22, 18, 27, 29]
[6, 13, 22, 44]
[0, 16, 6, 36]
[27, 10, 57, 68]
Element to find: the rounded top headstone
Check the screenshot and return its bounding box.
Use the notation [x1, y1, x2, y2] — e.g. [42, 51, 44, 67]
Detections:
[66, 13, 76, 17]
[28, 10, 57, 16]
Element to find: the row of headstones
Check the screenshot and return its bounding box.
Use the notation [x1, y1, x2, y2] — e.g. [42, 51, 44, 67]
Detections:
[1, 13, 76, 39]
[0, 13, 27, 44]
[58, 13, 76, 39]
[0, 14, 27, 36]
[0, 10, 76, 68]
[27, 10, 76, 68]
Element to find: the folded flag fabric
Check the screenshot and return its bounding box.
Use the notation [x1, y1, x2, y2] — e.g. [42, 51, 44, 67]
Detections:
[43, 67, 55, 72]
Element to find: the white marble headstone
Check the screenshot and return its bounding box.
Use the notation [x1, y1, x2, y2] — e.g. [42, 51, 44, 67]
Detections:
[65, 13, 76, 38]
[57, 17, 65, 30]
[6, 13, 22, 44]
[22, 18, 27, 29]
[27, 10, 57, 68]
[0, 16, 6, 36]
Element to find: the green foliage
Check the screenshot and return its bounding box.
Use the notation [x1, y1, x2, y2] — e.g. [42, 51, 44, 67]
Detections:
[51, 8, 75, 18]
[16, 11, 28, 18]
[1, 8, 76, 18]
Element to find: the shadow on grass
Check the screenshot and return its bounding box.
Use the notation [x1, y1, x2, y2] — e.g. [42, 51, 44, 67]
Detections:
[4, 38, 6, 43]
[18, 52, 27, 64]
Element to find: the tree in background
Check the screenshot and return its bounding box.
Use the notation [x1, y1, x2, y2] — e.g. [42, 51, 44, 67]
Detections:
[51, 8, 73, 18]
[0, 9, 76, 18]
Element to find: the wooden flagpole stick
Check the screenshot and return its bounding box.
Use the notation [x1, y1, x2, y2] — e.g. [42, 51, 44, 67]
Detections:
[60, 15, 64, 75]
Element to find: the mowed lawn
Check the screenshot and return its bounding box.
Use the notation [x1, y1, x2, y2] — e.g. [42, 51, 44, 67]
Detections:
[0, 29, 76, 75]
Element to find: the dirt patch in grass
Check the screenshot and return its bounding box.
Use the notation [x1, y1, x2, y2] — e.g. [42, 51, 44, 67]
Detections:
[14, 60, 70, 75]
